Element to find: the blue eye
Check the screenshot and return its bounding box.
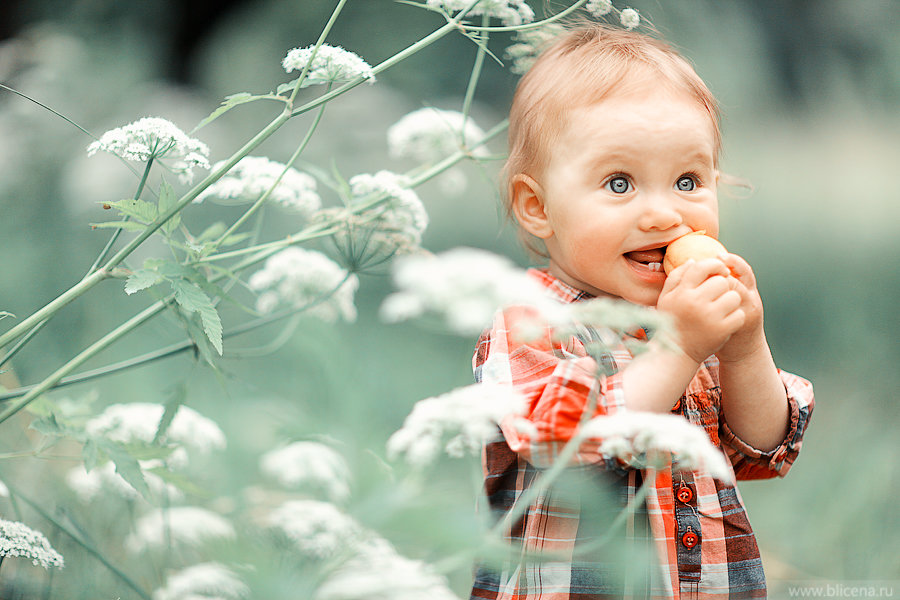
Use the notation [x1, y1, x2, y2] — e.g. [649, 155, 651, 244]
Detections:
[676, 175, 696, 191]
[606, 176, 631, 194]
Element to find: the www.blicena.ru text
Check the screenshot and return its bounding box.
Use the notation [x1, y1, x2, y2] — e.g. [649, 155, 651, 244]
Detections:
[787, 582, 896, 598]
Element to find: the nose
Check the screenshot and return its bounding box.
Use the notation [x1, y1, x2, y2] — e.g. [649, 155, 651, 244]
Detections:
[637, 193, 683, 232]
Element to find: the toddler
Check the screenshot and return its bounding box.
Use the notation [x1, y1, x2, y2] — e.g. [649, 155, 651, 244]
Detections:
[471, 23, 814, 600]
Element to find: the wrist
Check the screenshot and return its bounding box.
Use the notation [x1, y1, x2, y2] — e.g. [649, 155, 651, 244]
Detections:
[717, 329, 768, 365]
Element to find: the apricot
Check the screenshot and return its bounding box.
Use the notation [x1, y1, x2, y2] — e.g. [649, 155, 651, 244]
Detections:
[663, 230, 728, 275]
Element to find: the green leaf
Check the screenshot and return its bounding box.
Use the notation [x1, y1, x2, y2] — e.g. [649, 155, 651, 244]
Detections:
[124, 269, 164, 295]
[197, 303, 223, 355]
[145, 465, 209, 497]
[82, 438, 99, 472]
[97, 439, 151, 501]
[29, 414, 67, 437]
[157, 181, 181, 235]
[154, 384, 186, 444]
[197, 222, 227, 243]
[170, 280, 223, 355]
[104, 198, 159, 223]
[90, 220, 149, 232]
[146, 259, 192, 280]
[194, 92, 263, 131]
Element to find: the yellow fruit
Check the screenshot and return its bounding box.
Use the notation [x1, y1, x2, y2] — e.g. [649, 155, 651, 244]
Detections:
[663, 230, 727, 275]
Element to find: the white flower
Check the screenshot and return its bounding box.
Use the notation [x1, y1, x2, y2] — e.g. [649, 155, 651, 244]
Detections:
[126, 507, 236, 553]
[504, 24, 565, 75]
[85, 403, 226, 469]
[86, 117, 210, 184]
[348, 170, 428, 251]
[0, 519, 64, 569]
[579, 412, 731, 480]
[153, 562, 249, 600]
[247, 247, 359, 321]
[260, 441, 351, 503]
[387, 383, 526, 467]
[380, 247, 556, 335]
[266, 500, 362, 560]
[195, 156, 321, 217]
[426, 0, 534, 26]
[619, 7, 640, 30]
[66, 461, 182, 503]
[315, 538, 459, 600]
[388, 108, 488, 163]
[585, 0, 613, 17]
[282, 44, 375, 86]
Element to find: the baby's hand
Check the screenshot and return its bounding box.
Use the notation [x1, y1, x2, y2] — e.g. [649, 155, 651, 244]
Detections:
[656, 257, 745, 363]
[714, 254, 767, 363]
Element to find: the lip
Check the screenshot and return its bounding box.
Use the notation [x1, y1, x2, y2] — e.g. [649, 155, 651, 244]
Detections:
[624, 255, 667, 284]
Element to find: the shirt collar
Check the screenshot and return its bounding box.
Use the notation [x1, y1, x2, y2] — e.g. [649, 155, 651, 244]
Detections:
[527, 268, 594, 304]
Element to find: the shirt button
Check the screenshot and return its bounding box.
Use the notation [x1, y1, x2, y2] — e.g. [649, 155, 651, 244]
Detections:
[682, 528, 699, 549]
[676, 486, 694, 504]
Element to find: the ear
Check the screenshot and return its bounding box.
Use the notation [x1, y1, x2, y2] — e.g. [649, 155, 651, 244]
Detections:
[510, 174, 554, 239]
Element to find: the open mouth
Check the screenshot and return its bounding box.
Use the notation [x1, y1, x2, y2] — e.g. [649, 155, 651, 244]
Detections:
[624, 246, 666, 273]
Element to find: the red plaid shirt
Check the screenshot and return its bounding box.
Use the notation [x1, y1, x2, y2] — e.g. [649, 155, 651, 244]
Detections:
[470, 269, 814, 600]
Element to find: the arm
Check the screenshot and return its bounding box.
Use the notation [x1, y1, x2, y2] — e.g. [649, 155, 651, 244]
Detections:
[715, 254, 789, 451]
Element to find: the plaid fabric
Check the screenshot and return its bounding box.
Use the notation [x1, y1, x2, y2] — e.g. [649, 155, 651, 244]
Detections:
[470, 269, 814, 600]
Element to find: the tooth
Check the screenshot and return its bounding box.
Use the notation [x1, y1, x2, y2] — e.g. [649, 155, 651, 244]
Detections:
[648, 262, 662, 272]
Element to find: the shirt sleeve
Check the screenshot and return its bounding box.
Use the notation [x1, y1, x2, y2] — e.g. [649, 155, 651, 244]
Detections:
[719, 369, 815, 480]
[474, 305, 629, 470]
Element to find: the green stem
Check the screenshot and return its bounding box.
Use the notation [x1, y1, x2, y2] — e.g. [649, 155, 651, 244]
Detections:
[0, 301, 169, 425]
[0, 318, 49, 370]
[212, 98, 328, 249]
[286, 0, 350, 105]
[0, 278, 344, 403]
[459, 0, 589, 33]
[87, 157, 155, 275]
[0, 110, 292, 352]
[289, 12, 467, 119]
[0, 268, 109, 352]
[4, 481, 151, 600]
[460, 13, 490, 139]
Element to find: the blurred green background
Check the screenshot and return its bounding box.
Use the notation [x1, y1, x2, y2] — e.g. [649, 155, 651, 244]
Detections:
[0, 0, 898, 597]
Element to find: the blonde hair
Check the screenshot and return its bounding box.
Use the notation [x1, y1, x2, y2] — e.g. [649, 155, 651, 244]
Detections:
[504, 23, 721, 222]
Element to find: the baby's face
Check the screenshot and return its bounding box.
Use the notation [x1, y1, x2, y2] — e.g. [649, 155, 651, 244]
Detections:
[536, 88, 720, 306]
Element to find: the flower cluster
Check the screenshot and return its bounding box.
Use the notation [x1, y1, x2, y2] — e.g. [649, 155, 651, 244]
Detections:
[260, 441, 352, 504]
[266, 499, 361, 560]
[380, 247, 555, 335]
[195, 156, 321, 217]
[387, 383, 526, 467]
[85, 402, 226, 467]
[388, 108, 488, 164]
[504, 24, 565, 75]
[619, 7, 641, 30]
[426, 0, 534, 26]
[261, 498, 458, 599]
[66, 460, 182, 503]
[126, 506, 236, 554]
[0, 519, 65, 569]
[349, 170, 428, 250]
[153, 562, 249, 600]
[315, 537, 459, 600]
[86, 117, 210, 183]
[585, 0, 613, 16]
[580, 412, 731, 480]
[282, 44, 375, 87]
[248, 247, 359, 321]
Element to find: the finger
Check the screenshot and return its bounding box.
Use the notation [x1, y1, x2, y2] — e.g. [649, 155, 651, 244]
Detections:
[696, 274, 732, 299]
[721, 253, 756, 286]
[678, 257, 731, 288]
